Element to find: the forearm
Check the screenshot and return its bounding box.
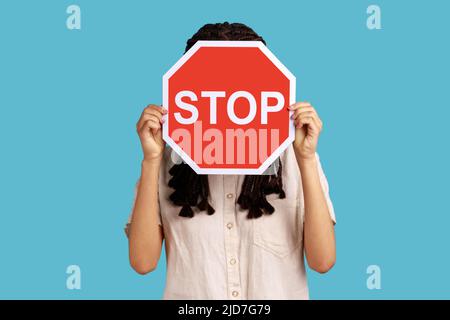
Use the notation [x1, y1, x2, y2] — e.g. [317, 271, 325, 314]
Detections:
[128, 159, 164, 274]
[296, 153, 336, 273]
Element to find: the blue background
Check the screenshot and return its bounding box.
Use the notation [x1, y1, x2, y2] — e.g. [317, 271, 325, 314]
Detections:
[1, 0, 449, 299]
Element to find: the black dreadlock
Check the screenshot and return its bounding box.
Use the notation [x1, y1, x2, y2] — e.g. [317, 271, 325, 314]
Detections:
[169, 22, 285, 219]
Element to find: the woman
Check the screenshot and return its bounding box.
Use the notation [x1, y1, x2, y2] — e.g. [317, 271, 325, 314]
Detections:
[125, 22, 336, 300]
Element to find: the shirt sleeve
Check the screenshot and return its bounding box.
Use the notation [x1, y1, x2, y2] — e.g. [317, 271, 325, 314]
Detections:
[124, 178, 163, 238]
[315, 152, 336, 224]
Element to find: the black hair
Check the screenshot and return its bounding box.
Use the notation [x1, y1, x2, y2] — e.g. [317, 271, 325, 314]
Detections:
[169, 22, 285, 219]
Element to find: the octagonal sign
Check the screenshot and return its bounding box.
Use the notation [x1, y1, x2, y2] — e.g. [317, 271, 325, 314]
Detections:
[162, 41, 296, 175]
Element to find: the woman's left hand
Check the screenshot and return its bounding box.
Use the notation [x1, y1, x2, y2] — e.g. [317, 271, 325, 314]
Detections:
[289, 102, 323, 160]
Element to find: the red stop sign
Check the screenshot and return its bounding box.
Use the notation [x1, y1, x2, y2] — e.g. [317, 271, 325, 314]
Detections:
[163, 41, 295, 174]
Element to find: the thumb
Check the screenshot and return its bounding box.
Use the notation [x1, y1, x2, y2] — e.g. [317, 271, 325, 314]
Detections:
[153, 127, 162, 142]
[295, 123, 306, 141]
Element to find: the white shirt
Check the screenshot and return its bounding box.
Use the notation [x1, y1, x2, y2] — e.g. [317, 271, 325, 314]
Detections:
[126, 144, 336, 299]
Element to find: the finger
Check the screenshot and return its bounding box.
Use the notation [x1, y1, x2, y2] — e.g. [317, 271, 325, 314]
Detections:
[288, 102, 312, 110]
[139, 119, 161, 136]
[288, 103, 322, 125]
[294, 117, 310, 128]
[293, 109, 322, 130]
[313, 114, 323, 131]
[145, 104, 167, 116]
[291, 106, 316, 117]
[137, 115, 161, 132]
[136, 114, 159, 132]
[291, 107, 319, 124]
[296, 116, 320, 135]
[307, 111, 322, 130]
[143, 109, 164, 122]
[137, 105, 166, 127]
[294, 111, 323, 130]
[298, 114, 322, 132]
[146, 118, 163, 139]
[153, 125, 162, 140]
[291, 110, 315, 120]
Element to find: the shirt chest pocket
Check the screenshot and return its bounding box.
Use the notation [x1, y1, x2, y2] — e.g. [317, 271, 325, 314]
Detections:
[252, 198, 302, 258]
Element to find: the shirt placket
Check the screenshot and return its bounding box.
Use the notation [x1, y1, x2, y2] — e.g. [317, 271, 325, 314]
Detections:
[222, 175, 242, 300]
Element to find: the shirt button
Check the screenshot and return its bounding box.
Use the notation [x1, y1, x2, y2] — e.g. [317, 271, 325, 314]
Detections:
[232, 290, 239, 297]
[226, 222, 233, 229]
[226, 193, 234, 199]
[230, 258, 236, 265]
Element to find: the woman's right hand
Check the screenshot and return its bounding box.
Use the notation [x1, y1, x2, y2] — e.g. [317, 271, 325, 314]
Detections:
[136, 104, 167, 161]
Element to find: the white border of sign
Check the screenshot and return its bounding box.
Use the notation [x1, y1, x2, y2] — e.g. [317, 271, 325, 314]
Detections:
[162, 41, 296, 175]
